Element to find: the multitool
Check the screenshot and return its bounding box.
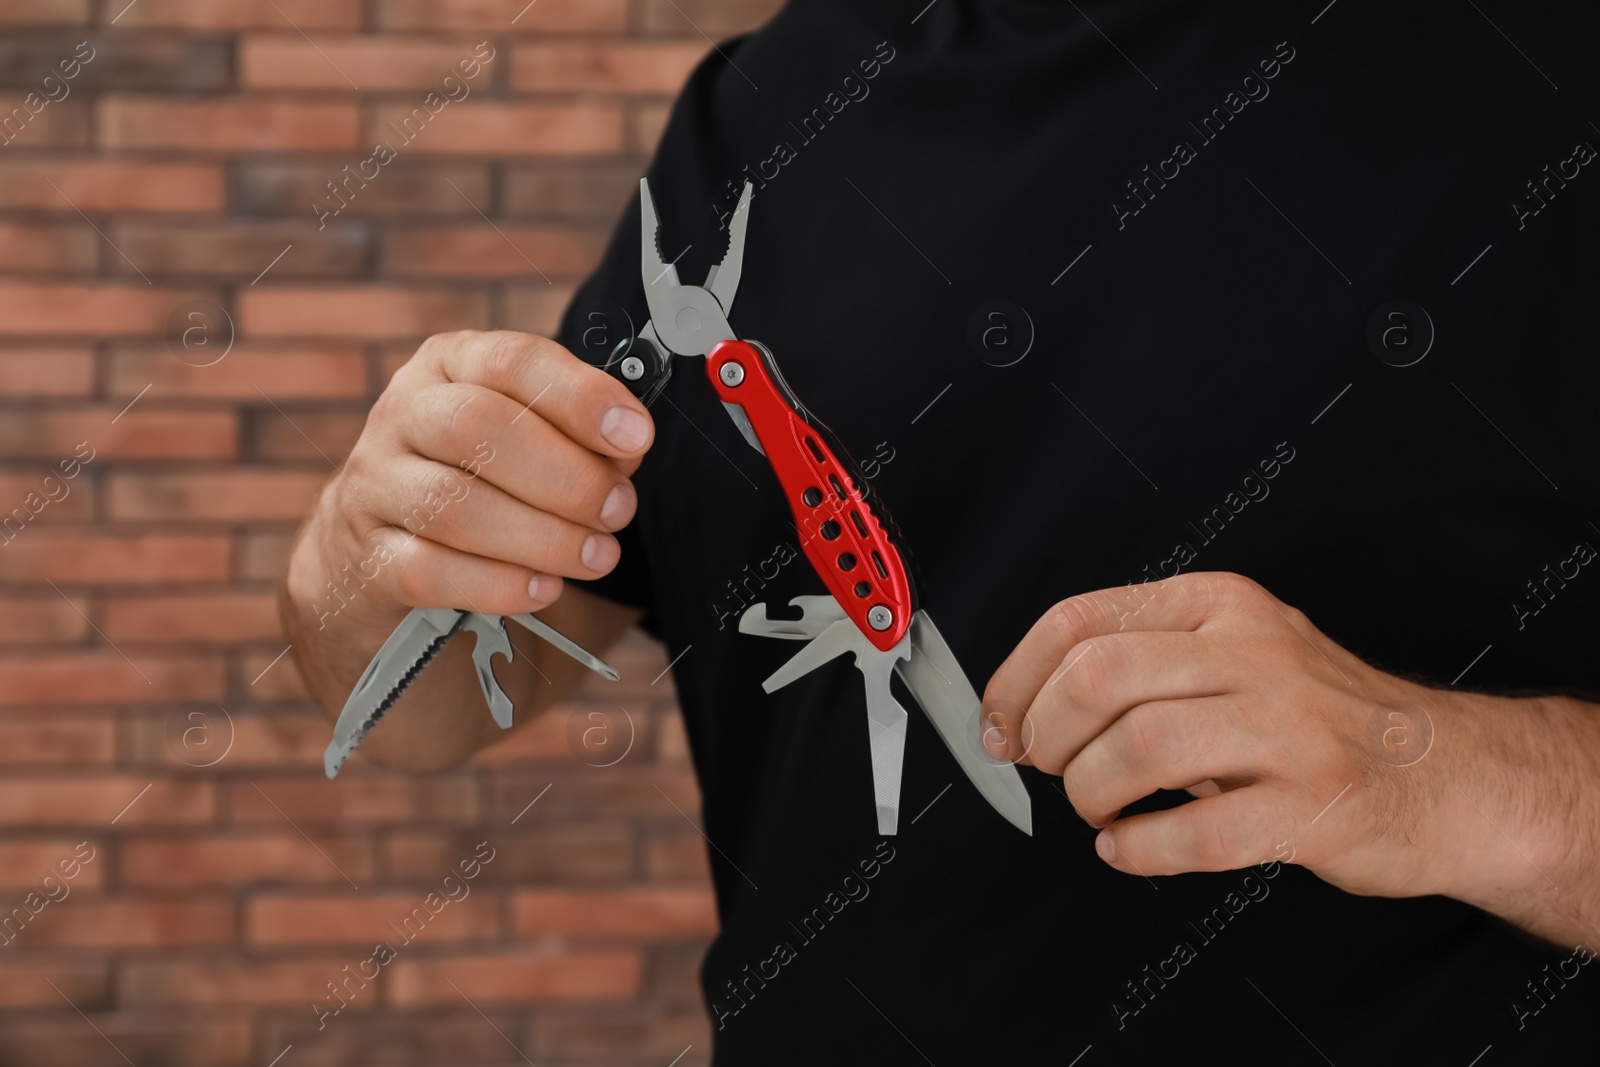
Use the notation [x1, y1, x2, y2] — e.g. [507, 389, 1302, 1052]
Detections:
[325, 178, 1033, 836]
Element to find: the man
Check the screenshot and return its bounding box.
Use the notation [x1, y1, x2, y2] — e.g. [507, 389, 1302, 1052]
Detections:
[283, 1, 1600, 1061]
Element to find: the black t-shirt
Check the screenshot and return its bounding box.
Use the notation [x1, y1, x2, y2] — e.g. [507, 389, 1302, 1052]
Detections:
[553, 2, 1600, 1062]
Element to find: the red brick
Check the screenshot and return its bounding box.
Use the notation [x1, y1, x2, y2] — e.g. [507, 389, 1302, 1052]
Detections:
[382, 825, 633, 884]
[242, 35, 502, 90]
[385, 226, 605, 279]
[0, 0, 88, 23]
[229, 776, 477, 826]
[99, 97, 360, 151]
[0, 534, 230, 583]
[377, 0, 623, 31]
[246, 891, 501, 946]
[0, 960, 107, 1009]
[0, 654, 225, 706]
[503, 161, 642, 220]
[0, 223, 97, 272]
[107, 221, 367, 280]
[645, 831, 710, 883]
[513, 888, 717, 939]
[18, 898, 232, 948]
[107, 471, 328, 522]
[0, 472, 95, 523]
[512, 42, 705, 94]
[636, 0, 779, 35]
[488, 769, 700, 824]
[0, 776, 214, 825]
[235, 160, 492, 217]
[0, 347, 94, 398]
[238, 529, 297, 582]
[657, 707, 691, 760]
[120, 958, 360, 1006]
[0, 160, 224, 212]
[0, 408, 236, 460]
[242, 646, 310, 701]
[123, 834, 374, 888]
[0, 283, 217, 337]
[103, 592, 279, 644]
[630, 99, 674, 154]
[0, 839, 107, 888]
[250, 409, 364, 464]
[123, 709, 326, 769]
[362, 102, 624, 155]
[240, 286, 488, 339]
[115, 0, 361, 29]
[502, 282, 578, 337]
[254, 1014, 524, 1065]
[0, 593, 90, 644]
[0, 1014, 251, 1067]
[0, 95, 88, 148]
[0, 718, 114, 766]
[388, 950, 641, 1005]
[109, 342, 368, 400]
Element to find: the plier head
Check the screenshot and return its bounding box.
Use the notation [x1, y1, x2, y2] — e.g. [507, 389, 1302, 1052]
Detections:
[637, 178, 754, 358]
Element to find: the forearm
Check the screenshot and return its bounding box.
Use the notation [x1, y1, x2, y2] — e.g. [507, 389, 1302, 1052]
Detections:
[1419, 689, 1600, 948]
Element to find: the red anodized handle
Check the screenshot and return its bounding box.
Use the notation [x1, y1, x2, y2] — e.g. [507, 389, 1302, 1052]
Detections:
[705, 338, 914, 652]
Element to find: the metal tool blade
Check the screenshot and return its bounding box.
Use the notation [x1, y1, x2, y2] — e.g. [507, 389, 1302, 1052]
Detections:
[720, 401, 765, 455]
[460, 613, 515, 729]
[738, 595, 844, 641]
[324, 606, 465, 778]
[707, 181, 754, 313]
[860, 634, 911, 835]
[638, 178, 677, 291]
[897, 611, 1034, 835]
[759, 617, 859, 693]
[506, 612, 621, 681]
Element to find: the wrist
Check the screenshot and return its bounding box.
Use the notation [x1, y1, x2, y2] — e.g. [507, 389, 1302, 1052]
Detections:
[1414, 690, 1598, 937]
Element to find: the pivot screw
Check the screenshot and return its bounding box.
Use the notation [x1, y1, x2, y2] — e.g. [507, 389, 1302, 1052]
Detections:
[720, 361, 746, 387]
[620, 355, 645, 381]
[867, 605, 893, 631]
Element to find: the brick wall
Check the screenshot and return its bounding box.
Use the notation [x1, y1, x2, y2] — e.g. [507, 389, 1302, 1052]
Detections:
[0, 1, 780, 1063]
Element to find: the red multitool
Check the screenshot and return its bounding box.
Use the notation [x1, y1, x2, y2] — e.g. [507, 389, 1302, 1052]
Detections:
[607, 180, 1031, 836]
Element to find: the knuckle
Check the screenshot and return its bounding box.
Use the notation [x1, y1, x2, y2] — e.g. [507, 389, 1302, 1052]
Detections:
[1055, 636, 1111, 700]
[1048, 594, 1103, 648]
[476, 331, 547, 392]
[385, 535, 429, 606]
[1121, 702, 1173, 767]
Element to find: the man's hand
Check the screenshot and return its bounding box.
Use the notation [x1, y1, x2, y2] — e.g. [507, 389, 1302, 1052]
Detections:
[981, 571, 1600, 946]
[281, 330, 651, 772]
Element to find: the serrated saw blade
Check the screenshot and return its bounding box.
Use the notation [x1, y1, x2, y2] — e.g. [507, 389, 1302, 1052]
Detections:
[324, 606, 465, 778]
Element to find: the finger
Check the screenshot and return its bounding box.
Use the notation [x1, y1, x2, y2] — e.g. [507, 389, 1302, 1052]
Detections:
[1095, 786, 1282, 877]
[982, 573, 1245, 761]
[1007, 631, 1231, 771]
[433, 331, 655, 465]
[1063, 697, 1260, 827]
[363, 455, 619, 581]
[401, 381, 637, 532]
[361, 526, 565, 617]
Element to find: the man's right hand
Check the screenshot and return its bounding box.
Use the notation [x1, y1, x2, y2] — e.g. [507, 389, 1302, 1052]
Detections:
[280, 330, 654, 771]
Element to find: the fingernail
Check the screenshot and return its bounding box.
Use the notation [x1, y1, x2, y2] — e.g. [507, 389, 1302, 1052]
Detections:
[982, 716, 1008, 761]
[582, 533, 618, 572]
[527, 574, 560, 605]
[1095, 830, 1116, 863]
[600, 407, 650, 452]
[600, 483, 635, 529]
